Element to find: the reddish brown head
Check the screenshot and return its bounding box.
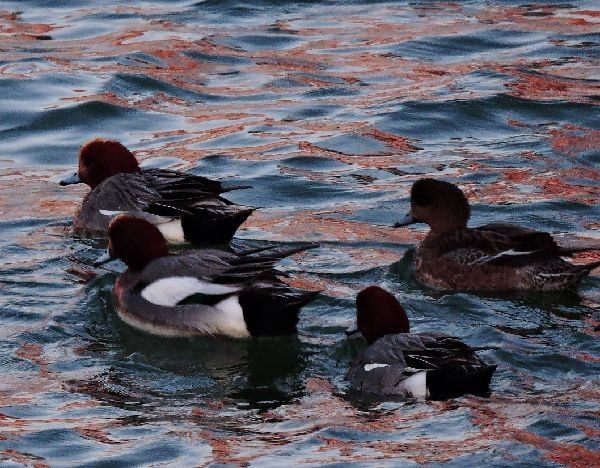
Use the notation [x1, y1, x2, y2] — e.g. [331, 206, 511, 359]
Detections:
[395, 179, 470, 234]
[77, 139, 140, 188]
[107, 215, 168, 270]
[356, 286, 409, 345]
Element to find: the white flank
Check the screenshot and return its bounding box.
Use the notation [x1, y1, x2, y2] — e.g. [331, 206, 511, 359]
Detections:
[364, 363, 390, 372]
[156, 219, 185, 243]
[99, 209, 125, 216]
[402, 371, 429, 399]
[141, 277, 240, 307]
[213, 295, 251, 338]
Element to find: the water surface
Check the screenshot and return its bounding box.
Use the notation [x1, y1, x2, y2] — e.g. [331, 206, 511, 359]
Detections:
[1, 1, 599, 465]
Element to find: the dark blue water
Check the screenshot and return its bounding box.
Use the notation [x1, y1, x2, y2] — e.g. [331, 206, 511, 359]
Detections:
[1, 1, 599, 465]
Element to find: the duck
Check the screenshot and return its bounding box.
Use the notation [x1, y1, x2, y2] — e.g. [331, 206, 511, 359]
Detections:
[393, 178, 600, 291]
[346, 286, 496, 400]
[60, 138, 254, 245]
[96, 214, 318, 338]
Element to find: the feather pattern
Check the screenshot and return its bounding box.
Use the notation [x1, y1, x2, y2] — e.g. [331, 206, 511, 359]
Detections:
[346, 333, 496, 399]
[140, 277, 241, 307]
[74, 169, 252, 244]
[417, 223, 599, 290]
[114, 243, 318, 338]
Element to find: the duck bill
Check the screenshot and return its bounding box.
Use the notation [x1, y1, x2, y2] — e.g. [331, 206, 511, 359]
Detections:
[59, 172, 81, 186]
[93, 249, 112, 266]
[393, 213, 419, 228]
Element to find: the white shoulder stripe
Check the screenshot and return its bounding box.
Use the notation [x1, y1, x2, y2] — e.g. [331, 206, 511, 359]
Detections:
[141, 277, 241, 307]
[364, 363, 390, 372]
[99, 209, 125, 216]
[474, 248, 536, 265]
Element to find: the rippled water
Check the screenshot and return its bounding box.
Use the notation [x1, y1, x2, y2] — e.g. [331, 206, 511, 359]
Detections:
[1, 0, 599, 465]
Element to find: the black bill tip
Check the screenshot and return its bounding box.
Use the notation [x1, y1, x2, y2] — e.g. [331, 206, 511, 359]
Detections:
[59, 172, 81, 186]
[393, 213, 418, 228]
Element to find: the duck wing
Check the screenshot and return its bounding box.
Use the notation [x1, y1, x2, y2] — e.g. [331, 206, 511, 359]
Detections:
[75, 173, 167, 233]
[362, 333, 487, 370]
[84, 173, 159, 212]
[143, 168, 243, 197]
[213, 243, 319, 283]
[92, 170, 249, 217]
[437, 224, 562, 267]
[138, 250, 239, 285]
[347, 333, 495, 398]
[137, 243, 318, 286]
[140, 169, 254, 244]
[142, 168, 248, 210]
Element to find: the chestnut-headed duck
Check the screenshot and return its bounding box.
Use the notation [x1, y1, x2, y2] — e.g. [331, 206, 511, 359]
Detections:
[60, 138, 253, 245]
[98, 215, 318, 338]
[346, 286, 496, 400]
[394, 178, 600, 291]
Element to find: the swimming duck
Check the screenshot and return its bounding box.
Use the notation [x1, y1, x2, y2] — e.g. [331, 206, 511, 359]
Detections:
[98, 215, 318, 338]
[346, 286, 496, 399]
[60, 138, 253, 245]
[393, 178, 600, 291]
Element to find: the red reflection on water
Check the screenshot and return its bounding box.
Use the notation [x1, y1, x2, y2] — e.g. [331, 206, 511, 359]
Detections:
[1, 1, 599, 464]
[0, 449, 49, 468]
[549, 125, 600, 157]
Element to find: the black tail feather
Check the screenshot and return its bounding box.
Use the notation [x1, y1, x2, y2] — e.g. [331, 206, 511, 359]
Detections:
[239, 287, 318, 337]
[577, 260, 600, 274]
[233, 243, 319, 265]
[569, 260, 600, 285]
[427, 364, 497, 400]
[181, 207, 254, 245]
[221, 184, 252, 192]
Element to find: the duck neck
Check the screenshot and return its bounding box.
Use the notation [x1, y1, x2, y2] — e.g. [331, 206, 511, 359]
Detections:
[426, 221, 467, 239]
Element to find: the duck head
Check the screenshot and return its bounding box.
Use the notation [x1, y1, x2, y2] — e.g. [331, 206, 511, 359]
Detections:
[393, 178, 470, 234]
[356, 286, 409, 345]
[60, 139, 140, 189]
[98, 215, 169, 271]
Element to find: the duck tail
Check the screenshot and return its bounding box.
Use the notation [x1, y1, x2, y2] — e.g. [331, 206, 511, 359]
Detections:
[239, 287, 319, 337]
[572, 260, 600, 281]
[182, 207, 254, 245]
[427, 364, 497, 400]
[558, 246, 600, 256]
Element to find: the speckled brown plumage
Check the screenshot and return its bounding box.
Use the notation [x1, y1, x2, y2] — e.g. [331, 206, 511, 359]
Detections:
[397, 179, 600, 291]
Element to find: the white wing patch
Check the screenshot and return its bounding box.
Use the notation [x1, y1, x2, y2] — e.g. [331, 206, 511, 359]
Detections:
[401, 370, 429, 399]
[156, 219, 185, 243]
[364, 363, 390, 372]
[99, 210, 125, 216]
[473, 248, 535, 265]
[141, 277, 240, 307]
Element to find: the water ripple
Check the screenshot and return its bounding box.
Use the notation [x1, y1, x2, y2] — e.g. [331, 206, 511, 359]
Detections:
[0, 0, 599, 465]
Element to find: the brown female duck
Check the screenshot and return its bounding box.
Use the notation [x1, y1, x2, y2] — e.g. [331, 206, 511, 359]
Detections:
[394, 178, 600, 291]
